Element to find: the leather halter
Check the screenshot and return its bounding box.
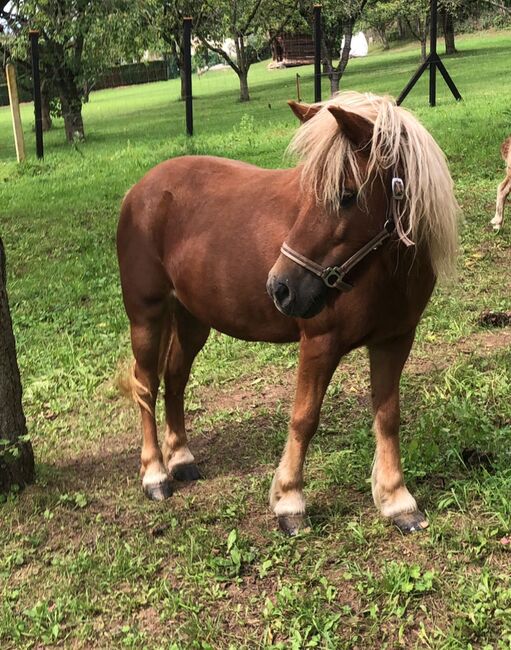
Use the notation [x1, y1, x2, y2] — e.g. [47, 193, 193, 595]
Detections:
[280, 177, 405, 292]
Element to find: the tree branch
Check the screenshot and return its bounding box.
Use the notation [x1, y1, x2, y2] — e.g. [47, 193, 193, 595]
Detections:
[241, 0, 264, 35]
[197, 34, 241, 75]
[481, 0, 511, 11]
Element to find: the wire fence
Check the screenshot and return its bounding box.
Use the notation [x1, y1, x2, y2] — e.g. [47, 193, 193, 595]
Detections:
[0, 59, 181, 107]
[0, 1, 466, 161]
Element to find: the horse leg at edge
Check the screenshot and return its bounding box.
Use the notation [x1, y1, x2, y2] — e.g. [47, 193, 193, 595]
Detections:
[369, 330, 427, 533]
[162, 302, 210, 481]
[491, 175, 511, 231]
[130, 301, 172, 501]
[270, 334, 342, 535]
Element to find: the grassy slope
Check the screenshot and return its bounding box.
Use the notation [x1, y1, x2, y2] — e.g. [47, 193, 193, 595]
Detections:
[0, 31, 510, 649]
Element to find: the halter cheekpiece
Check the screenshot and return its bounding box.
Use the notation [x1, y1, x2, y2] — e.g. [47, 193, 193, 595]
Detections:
[280, 177, 405, 292]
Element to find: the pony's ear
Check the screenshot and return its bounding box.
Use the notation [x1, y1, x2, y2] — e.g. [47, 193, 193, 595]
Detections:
[287, 100, 321, 123]
[327, 105, 373, 150]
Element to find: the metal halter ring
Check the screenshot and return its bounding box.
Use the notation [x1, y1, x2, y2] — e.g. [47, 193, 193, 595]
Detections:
[320, 267, 353, 292]
[392, 177, 405, 200]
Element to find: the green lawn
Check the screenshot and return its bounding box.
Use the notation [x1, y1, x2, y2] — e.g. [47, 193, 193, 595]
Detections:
[0, 30, 511, 649]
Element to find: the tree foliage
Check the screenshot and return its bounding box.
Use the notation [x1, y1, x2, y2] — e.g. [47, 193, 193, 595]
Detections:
[298, 0, 369, 95]
[1, 1, 156, 141]
[149, 1, 208, 101]
[197, 0, 299, 102]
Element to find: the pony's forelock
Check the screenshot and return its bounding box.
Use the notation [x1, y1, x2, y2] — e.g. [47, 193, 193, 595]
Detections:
[287, 91, 460, 280]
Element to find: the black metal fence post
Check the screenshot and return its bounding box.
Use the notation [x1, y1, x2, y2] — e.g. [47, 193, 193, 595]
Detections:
[183, 17, 193, 137]
[313, 5, 322, 103]
[429, 0, 437, 106]
[29, 30, 43, 158]
[397, 0, 461, 107]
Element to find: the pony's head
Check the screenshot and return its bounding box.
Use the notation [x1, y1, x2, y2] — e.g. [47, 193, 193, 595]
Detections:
[267, 91, 459, 319]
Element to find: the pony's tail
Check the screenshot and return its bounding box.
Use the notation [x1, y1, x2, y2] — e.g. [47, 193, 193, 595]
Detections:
[117, 299, 175, 415]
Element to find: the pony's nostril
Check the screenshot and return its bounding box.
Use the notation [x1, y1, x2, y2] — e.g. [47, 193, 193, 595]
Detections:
[274, 281, 291, 304]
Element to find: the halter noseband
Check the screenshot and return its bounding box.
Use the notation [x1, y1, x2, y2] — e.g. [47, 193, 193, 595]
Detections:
[280, 177, 405, 292]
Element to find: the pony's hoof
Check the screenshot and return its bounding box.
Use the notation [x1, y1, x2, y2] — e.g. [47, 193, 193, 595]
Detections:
[277, 514, 310, 536]
[143, 479, 173, 501]
[171, 463, 202, 482]
[392, 510, 428, 534]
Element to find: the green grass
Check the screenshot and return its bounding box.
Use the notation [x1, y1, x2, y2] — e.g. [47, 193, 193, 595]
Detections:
[1, 30, 511, 649]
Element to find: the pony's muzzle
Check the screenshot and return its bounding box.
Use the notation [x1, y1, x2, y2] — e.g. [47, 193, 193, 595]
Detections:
[267, 277, 296, 314]
[266, 274, 296, 316]
[266, 271, 327, 319]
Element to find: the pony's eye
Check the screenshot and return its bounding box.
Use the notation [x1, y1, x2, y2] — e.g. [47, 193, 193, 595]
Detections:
[340, 191, 357, 207]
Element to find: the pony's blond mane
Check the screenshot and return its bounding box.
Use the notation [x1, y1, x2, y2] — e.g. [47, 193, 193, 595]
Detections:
[288, 91, 460, 279]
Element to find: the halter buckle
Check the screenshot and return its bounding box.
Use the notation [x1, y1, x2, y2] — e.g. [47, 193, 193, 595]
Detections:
[321, 267, 353, 292]
[392, 177, 405, 200]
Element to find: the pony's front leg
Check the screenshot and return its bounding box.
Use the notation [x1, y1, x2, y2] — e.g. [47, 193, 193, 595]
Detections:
[369, 331, 428, 533]
[270, 334, 342, 535]
[491, 175, 511, 231]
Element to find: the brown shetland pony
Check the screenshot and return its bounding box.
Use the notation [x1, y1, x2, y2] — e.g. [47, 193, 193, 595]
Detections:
[117, 92, 459, 535]
[491, 135, 511, 231]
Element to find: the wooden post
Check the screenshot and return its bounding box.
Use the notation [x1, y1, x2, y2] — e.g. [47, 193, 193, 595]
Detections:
[313, 5, 322, 103]
[5, 63, 26, 163]
[295, 73, 301, 103]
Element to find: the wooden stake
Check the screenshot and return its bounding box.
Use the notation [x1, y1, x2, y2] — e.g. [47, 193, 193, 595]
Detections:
[5, 63, 26, 162]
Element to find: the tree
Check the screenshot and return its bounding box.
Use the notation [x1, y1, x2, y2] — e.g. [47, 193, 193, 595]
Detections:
[1, 1, 155, 142]
[0, 238, 34, 496]
[400, 0, 430, 62]
[198, 0, 299, 102]
[363, 0, 401, 50]
[1, 3, 54, 131]
[299, 0, 369, 96]
[154, 0, 208, 102]
[440, 0, 464, 55]
[481, 0, 511, 11]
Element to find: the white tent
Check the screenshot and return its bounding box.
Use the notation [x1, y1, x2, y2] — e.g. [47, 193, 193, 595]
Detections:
[341, 31, 369, 58]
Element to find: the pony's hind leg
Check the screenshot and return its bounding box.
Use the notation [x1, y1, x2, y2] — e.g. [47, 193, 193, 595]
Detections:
[161, 301, 210, 481]
[118, 208, 173, 500]
[270, 333, 342, 535]
[491, 175, 511, 231]
[129, 298, 173, 500]
[368, 331, 427, 533]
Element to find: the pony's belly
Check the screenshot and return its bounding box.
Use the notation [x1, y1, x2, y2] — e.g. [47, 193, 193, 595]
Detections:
[172, 282, 301, 343]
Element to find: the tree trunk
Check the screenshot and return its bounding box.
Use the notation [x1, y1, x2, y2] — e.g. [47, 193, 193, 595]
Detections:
[238, 69, 250, 102]
[397, 18, 406, 39]
[59, 83, 85, 142]
[329, 71, 340, 95]
[235, 38, 250, 102]
[376, 25, 389, 50]
[82, 80, 93, 104]
[0, 238, 35, 496]
[420, 37, 427, 62]
[339, 27, 353, 76]
[329, 25, 353, 96]
[443, 10, 457, 55]
[41, 88, 52, 132]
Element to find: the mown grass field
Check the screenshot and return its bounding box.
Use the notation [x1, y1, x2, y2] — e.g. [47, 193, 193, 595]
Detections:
[0, 30, 510, 649]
